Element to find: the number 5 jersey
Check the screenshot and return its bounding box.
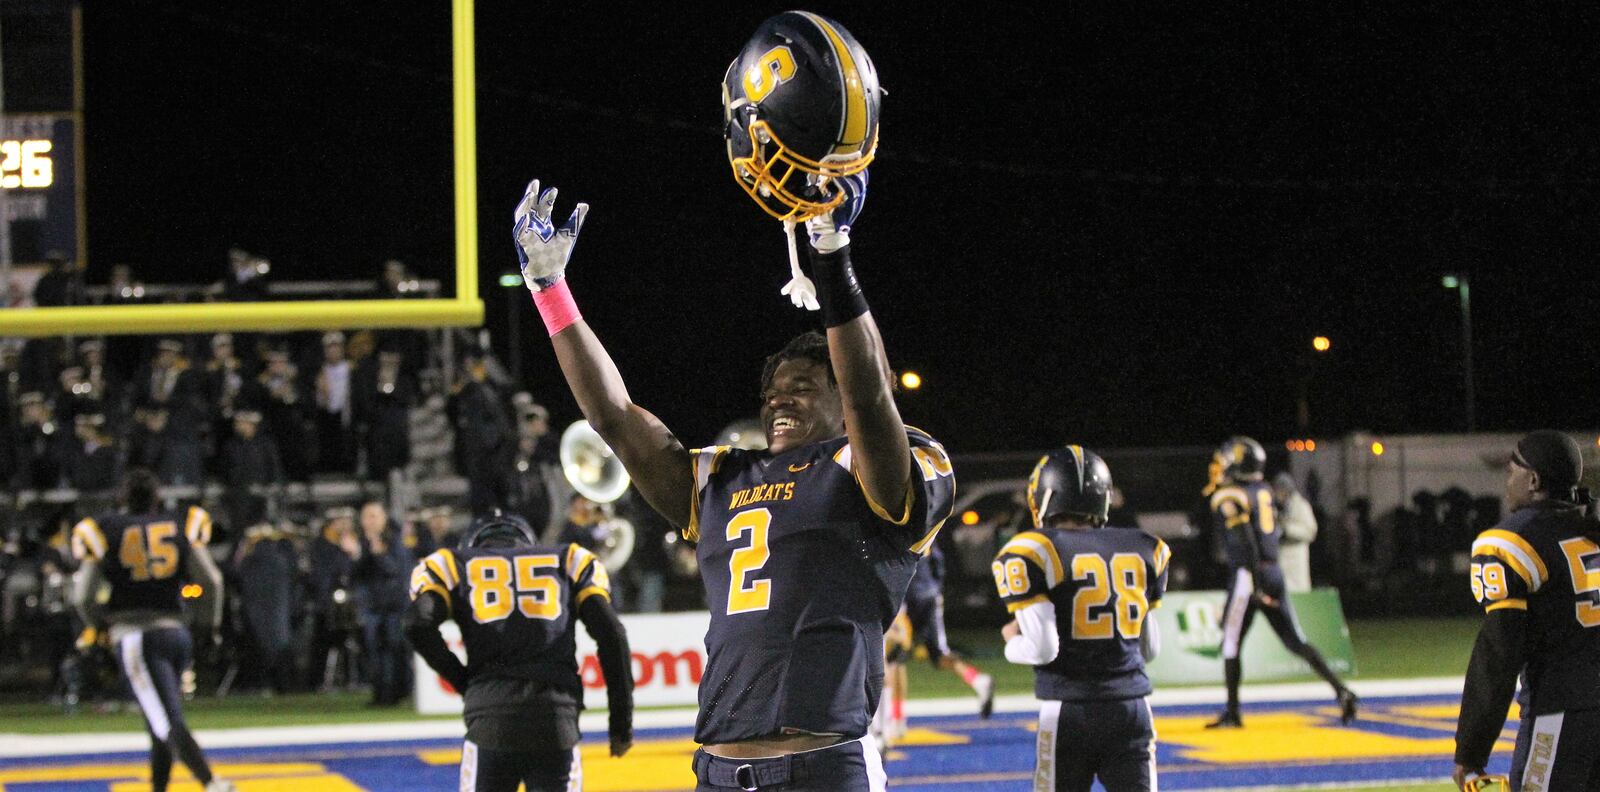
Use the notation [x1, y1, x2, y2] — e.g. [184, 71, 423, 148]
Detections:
[684, 427, 956, 745]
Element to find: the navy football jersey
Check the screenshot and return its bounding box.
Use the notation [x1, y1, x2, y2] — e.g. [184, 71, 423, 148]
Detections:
[994, 526, 1170, 701]
[906, 540, 946, 601]
[683, 427, 956, 744]
[1469, 500, 1600, 716]
[71, 506, 213, 615]
[410, 542, 611, 705]
[1210, 480, 1280, 569]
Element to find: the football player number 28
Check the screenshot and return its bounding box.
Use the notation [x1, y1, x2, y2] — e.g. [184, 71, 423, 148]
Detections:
[119, 522, 179, 582]
[466, 555, 561, 623]
[1560, 537, 1600, 628]
[1071, 553, 1148, 640]
[726, 508, 773, 614]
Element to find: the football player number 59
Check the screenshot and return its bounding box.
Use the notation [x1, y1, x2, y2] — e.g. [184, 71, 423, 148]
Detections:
[1560, 537, 1600, 628]
[726, 509, 773, 615]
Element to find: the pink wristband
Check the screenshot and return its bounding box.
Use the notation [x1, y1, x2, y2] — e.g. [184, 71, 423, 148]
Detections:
[532, 280, 582, 336]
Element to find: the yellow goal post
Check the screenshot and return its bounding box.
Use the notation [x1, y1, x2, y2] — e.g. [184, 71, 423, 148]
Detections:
[0, 0, 484, 338]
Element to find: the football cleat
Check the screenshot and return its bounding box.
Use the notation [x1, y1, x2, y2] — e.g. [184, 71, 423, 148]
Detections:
[1338, 690, 1360, 725]
[204, 780, 238, 792]
[975, 673, 995, 720]
[1204, 710, 1243, 729]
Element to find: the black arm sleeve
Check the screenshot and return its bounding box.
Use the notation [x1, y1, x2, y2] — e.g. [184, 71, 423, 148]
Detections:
[403, 592, 469, 693]
[1455, 609, 1528, 769]
[577, 595, 634, 742]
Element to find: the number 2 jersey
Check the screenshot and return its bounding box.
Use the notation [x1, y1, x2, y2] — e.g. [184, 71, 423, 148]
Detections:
[684, 427, 956, 744]
[1468, 499, 1600, 715]
[994, 526, 1170, 701]
[409, 542, 611, 715]
[70, 506, 213, 615]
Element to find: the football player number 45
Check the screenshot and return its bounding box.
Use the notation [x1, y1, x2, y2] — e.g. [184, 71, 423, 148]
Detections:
[119, 522, 179, 582]
[467, 555, 561, 623]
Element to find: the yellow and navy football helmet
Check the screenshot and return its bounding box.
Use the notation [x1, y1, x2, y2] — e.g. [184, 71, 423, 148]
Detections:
[1214, 436, 1267, 483]
[1027, 446, 1113, 528]
[459, 510, 538, 550]
[722, 11, 883, 222]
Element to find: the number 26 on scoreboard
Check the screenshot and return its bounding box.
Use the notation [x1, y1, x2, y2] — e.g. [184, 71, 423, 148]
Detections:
[0, 139, 54, 189]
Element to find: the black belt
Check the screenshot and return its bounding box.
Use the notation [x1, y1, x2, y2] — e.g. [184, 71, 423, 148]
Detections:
[693, 750, 800, 790]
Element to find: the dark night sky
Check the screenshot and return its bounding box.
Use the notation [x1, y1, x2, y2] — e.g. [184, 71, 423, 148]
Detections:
[73, 2, 1600, 454]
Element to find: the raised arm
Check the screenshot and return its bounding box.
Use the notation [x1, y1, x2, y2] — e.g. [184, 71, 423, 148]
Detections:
[514, 180, 693, 528]
[804, 172, 912, 515]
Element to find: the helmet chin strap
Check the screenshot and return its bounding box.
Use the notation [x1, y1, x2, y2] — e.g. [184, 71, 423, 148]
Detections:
[779, 218, 820, 311]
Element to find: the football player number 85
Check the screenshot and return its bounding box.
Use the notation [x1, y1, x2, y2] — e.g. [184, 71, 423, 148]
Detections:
[726, 509, 773, 615]
[467, 555, 561, 623]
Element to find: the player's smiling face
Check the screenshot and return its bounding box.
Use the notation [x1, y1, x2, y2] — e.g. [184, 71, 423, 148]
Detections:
[761, 359, 844, 454]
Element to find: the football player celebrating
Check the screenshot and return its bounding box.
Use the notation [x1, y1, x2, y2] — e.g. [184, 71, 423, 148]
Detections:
[1204, 436, 1357, 729]
[994, 447, 1169, 792]
[69, 469, 236, 792]
[1454, 431, 1600, 792]
[405, 512, 633, 792]
[512, 14, 953, 790]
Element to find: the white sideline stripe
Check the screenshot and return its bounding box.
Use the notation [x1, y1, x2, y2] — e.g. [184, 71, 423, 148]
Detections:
[0, 677, 1466, 759]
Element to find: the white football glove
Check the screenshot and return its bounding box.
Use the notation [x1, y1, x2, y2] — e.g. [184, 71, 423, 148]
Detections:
[513, 179, 589, 292]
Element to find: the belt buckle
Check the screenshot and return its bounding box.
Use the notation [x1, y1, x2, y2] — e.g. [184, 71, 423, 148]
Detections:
[735, 763, 757, 791]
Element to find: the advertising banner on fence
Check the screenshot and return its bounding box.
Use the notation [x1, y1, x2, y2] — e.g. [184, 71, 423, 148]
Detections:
[416, 610, 711, 715]
[1145, 588, 1356, 686]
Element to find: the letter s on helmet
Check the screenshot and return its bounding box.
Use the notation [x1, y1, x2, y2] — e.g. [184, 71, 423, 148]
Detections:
[722, 11, 883, 222]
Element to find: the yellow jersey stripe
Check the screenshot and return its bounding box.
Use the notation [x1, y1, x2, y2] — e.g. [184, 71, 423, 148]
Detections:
[1002, 531, 1066, 588]
[575, 585, 610, 606]
[72, 518, 107, 561]
[185, 506, 212, 547]
[1005, 594, 1050, 614]
[801, 13, 868, 152]
[1210, 486, 1249, 511]
[1486, 598, 1527, 612]
[1154, 539, 1172, 577]
[910, 518, 946, 555]
[1474, 530, 1548, 590]
[424, 556, 454, 590]
[415, 582, 452, 609]
[856, 465, 913, 526]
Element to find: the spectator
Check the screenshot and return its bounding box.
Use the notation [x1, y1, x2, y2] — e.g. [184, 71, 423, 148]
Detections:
[202, 334, 248, 460]
[1272, 472, 1319, 593]
[352, 500, 412, 706]
[75, 339, 119, 419]
[220, 410, 282, 534]
[353, 348, 415, 484]
[222, 247, 271, 302]
[66, 412, 119, 495]
[307, 510, 360, 691]
[127, 407, 203, 490]
[233, 523, 299, 694]
[556, 494, 605, 553]
[254, 347, 312, 483]
[448, 348, 512, 515]
[314, 333, 356, 475]
[14, 391, 66, 490]
[507, 398, 564, 538]
[32, 251, 84, 308]
[409, 506, 459, 559]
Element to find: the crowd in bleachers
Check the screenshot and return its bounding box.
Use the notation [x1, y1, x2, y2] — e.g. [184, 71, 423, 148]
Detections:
[0, 254, 682, 707]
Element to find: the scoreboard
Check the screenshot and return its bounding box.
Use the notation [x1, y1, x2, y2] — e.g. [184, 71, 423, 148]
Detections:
[2, 113, 80, 264]
[2, 0, 83, 265]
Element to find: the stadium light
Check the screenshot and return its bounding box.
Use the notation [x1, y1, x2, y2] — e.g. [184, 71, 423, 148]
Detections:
[1312, 336, 1331, 352]
[961, 510, 980, 526]
[900, 371, 923, 390]
[1441, 273, 1475, 432]
[1370, 441, 1385, 456]
[1441, 275, 1459, 289]
[498, 273, 523, 288]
